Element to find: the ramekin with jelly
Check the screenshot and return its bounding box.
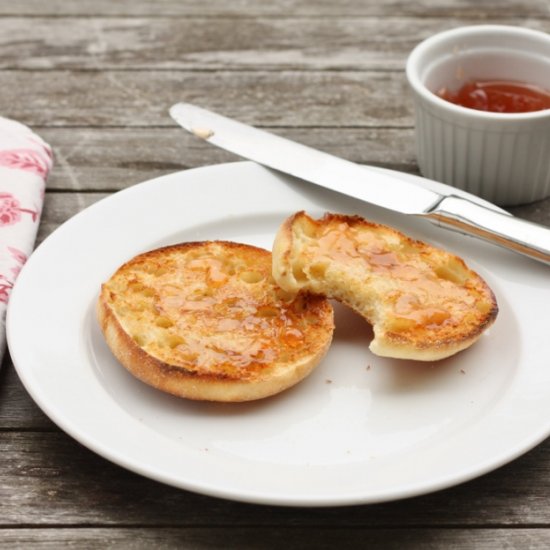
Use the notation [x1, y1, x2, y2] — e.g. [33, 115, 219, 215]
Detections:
[406, 25, 550, 206]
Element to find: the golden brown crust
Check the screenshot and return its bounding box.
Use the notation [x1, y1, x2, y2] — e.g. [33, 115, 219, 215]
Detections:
[272, 211, 498, 361]
[97, 241, 334, 401]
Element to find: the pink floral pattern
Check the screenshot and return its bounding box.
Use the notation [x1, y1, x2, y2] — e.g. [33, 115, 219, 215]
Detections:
[8, 246, 27, 277]
[0, 148, 52, 178]
[0, 247, 27, 304]
[0, 118, 52, 357]
[0, 192, 39, 226]
[0, 276, 12, 304]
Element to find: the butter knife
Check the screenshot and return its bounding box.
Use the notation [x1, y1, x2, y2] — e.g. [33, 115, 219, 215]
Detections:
[170, 103, 550, 266]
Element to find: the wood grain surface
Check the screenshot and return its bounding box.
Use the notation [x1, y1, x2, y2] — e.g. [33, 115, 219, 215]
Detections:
[1, 1, 549, 547]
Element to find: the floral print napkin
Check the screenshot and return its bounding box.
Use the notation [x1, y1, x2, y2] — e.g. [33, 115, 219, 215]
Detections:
[0, 117, 52, 365]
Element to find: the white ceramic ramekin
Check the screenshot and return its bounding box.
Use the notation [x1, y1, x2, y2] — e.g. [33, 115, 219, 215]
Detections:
[406, 25, 550, 206]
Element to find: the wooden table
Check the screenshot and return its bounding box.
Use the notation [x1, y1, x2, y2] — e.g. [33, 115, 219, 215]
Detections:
[1, 1, 549, 547]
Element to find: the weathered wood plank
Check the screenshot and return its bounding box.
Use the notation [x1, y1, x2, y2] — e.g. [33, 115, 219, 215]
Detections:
[0, 17, 547, 71]
[0, 0, 547, 17]
[0, 527, 549, 549]
[0, 70, 413, 128]
[35, 127, 550, 226]
[510, 199, 550, 227]
[39, 127, 417, 191]
[1, 430, 550, 525]
[36, 192, 106, 245]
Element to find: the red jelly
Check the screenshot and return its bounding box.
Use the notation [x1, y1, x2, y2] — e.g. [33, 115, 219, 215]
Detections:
[437, 79, 550, 113]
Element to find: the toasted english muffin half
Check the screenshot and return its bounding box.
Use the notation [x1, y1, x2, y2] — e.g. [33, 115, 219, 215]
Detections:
[97, 241, 334, 402]
[272, 211, 498, 361]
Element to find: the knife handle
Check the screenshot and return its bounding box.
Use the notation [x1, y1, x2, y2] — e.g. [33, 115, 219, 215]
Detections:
[426, 195, 550, 266]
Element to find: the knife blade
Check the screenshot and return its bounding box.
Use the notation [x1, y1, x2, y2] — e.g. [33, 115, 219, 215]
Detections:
[170, 102, 550, 266]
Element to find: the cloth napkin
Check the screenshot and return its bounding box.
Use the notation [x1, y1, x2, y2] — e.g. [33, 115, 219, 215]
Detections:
[0, 117, 53, 365]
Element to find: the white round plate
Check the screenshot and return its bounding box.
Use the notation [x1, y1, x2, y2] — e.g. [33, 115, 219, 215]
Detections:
[7, 161, 550, 507]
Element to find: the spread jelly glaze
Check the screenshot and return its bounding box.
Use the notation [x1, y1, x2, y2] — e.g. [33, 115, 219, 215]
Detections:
[437, 79, 550, 113]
